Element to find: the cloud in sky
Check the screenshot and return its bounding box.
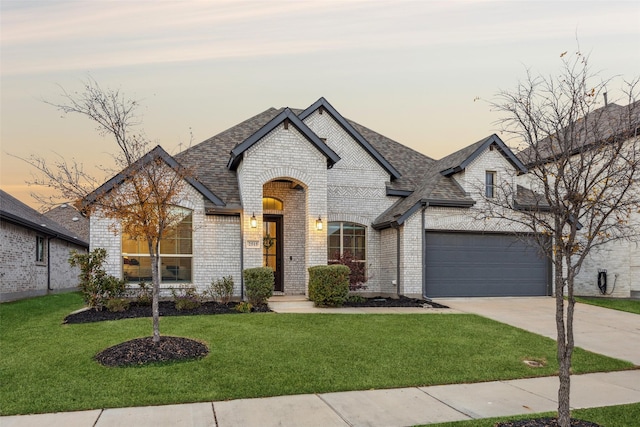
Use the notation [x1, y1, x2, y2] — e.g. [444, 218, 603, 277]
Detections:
[3, 1, 637, 75]
[2, 0, 638, 209]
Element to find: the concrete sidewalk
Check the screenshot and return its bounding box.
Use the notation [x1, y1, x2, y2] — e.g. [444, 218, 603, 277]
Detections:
[3, 370, 639, 427]
[3, 297, 639, 427]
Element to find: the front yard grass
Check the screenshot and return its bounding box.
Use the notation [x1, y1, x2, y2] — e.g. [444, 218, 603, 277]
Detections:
[576, 296, 640, 315]
[0, 293, 634, 416]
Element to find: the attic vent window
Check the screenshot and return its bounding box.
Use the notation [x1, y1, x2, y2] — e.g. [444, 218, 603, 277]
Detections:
[485, 171, 496, 198]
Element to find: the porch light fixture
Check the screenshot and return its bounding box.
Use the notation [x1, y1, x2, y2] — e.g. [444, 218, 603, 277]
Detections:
[250, 213, 257, 228]
[316, 216, 323, 231]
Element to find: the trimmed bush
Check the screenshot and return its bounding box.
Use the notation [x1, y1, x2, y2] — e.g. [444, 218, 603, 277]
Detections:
[244, 267, 274, 306]
[308, 265, 350, 307]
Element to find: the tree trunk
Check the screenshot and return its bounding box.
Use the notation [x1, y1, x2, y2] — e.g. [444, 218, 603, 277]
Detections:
[150, 242, 161, 344]
[555, 257, 574, 427]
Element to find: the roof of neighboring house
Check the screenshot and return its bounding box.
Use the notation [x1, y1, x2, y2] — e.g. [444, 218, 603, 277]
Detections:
[43, 204, 90, 242]
[518, 101, 640, 166]
[0, 190, 89, 247]
[373, 134, 526, 229]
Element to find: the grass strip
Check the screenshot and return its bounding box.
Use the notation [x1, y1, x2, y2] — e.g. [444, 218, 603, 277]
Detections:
[422, 402, 640, 427]
[575, 296, 640, 315]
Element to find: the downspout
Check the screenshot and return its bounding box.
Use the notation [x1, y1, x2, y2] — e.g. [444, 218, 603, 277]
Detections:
[46, 235, 58, 292]
[395, 224, 401, 296]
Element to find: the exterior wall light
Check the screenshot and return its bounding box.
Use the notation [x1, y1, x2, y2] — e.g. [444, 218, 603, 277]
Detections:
[316, 216, 323, 231]
[250, 213, 257, 228]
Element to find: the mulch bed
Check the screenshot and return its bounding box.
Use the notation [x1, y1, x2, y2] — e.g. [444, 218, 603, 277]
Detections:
[495, 418, 601, 426]
[63, 300, 269, 324]
[343, 295, 449, 308]
[94, 336, 209, 367]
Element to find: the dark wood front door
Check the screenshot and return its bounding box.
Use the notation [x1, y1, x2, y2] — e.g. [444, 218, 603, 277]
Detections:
[263, 215, 283, 292]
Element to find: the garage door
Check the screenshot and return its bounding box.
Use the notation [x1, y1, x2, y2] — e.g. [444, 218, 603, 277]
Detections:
[425, 232, 550, 297]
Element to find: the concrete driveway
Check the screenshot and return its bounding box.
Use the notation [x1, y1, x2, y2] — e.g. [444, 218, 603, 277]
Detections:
[434, 296, 640, 365]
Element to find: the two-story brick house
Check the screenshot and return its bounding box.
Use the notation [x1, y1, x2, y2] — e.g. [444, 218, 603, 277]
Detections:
[88, 98, 552, 299]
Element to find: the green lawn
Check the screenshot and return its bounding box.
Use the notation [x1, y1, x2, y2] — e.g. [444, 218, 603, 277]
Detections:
[422, 402, 640, 427]
[576, 296, 640, 315]
[0, 293, 634, 416]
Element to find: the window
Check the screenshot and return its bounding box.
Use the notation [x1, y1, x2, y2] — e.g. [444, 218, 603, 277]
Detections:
[122, 209, 193, 283]
[485, 171, 496, 198]
[36, 236, 45, 263]
[328, 222, 366, 262]
[263, 197, 283, 211]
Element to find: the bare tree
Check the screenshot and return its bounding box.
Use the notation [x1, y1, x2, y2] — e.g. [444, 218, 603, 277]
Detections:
[487, 51, 640, 426]
[17, 78, 191, 343]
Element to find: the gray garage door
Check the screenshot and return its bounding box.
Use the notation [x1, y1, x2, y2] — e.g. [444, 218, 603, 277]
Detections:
[425, 232, 550, 297]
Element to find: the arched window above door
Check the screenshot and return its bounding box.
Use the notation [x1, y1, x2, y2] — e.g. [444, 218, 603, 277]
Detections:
[263, 197, 283, 211]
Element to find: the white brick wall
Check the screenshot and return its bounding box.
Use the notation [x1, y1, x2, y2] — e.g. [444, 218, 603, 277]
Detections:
[237, 123, 328, 295]
[304, 110, 396, 293]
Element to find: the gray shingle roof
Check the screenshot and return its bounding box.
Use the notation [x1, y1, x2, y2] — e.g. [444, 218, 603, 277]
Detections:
[44, 205, 90, 242]
[176, 108, 282, 209]
[0, 190, 89, 247]
[176, 101, 435, 210]
[518, 101, 640, 166]
[373, 134, 527, 228]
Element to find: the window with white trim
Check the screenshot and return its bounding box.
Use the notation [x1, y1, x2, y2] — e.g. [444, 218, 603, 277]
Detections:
[485, 171, 496, 198]
[328, 222, 366, 262]
[122, 209, 193, 283]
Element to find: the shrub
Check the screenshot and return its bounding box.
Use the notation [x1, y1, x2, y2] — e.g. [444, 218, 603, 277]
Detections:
[209, 276, 234, 304]
[329, 250, 369, 291]
[235, 301, 253, 313]
[136, 282, 152, 306]
[244, 267, 274, 306]
[69, 248, 126, 310]
[171, 286, 202, 311]
[105, 297, 130, 312]
[308, 265, 350, 307]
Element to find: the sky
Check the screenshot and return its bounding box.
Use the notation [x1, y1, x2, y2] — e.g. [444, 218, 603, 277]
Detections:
[1, 0, 639, 210]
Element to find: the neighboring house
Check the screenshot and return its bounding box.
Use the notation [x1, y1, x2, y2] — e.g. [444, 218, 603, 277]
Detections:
[44, 203, 90, 243]
[0, 190, 89, 302]
[87, 97, 552, 299]
[517, 101, 640, 299]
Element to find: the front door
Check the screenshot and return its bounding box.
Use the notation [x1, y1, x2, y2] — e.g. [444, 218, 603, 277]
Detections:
[263, 215, 283, 292]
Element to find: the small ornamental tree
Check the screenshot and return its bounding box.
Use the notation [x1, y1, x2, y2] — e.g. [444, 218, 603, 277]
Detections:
[486, 50, 640, 426]
[329, 250, 369, 291]
[18, 77, 192, 344]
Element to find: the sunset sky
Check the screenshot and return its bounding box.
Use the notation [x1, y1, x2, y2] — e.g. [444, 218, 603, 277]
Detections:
[2, 0, 639, 210]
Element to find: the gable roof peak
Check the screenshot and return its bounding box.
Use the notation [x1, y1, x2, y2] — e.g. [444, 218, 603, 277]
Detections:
[83, 144, 225, 210]
[227, 106, 341, 171]
[439, 134, 527, 176]
[299, 97, 402, 180]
